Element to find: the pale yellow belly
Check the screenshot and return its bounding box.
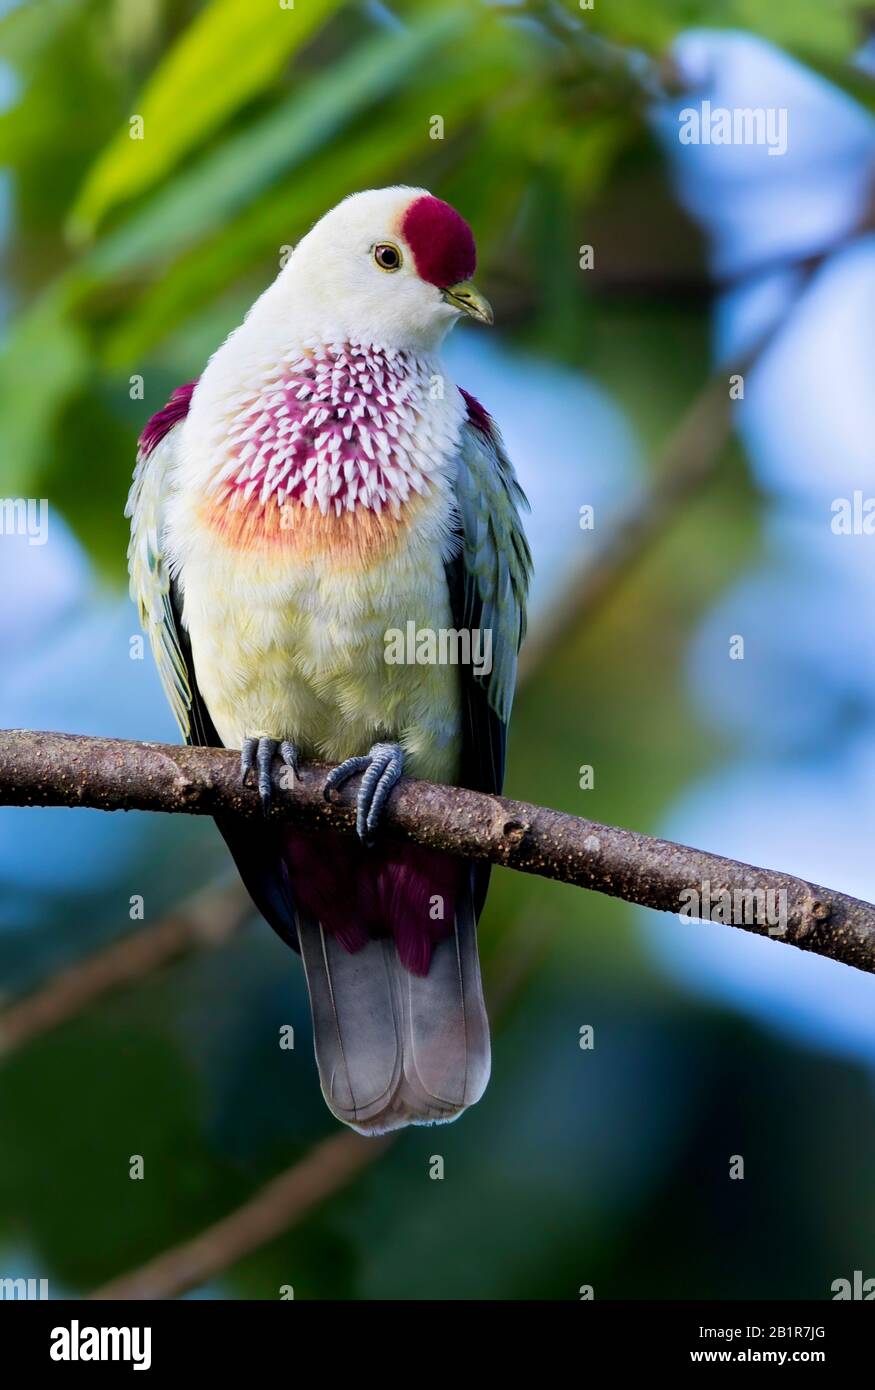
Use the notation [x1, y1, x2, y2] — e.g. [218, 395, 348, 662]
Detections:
[181, 545, 462, 785]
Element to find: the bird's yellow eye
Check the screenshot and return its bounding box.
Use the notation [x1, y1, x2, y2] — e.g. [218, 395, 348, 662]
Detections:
[373, 242, 402, 272]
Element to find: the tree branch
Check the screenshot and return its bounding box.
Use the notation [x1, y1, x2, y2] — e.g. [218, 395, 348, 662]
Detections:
[0, 357, 756, 1050]
[88, 907, 553, 1301]
[91, 1129, 392, 1300]
[0, 880, 251, 1055]
[2, 729, 875, 975]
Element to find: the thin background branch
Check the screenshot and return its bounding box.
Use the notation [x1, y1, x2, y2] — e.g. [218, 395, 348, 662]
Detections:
[0, 879, 250, 1055]
[90, 906, 563, 1301]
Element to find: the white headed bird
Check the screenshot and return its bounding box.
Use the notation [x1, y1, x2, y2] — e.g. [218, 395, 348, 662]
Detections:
[127, 187, 531, 1134]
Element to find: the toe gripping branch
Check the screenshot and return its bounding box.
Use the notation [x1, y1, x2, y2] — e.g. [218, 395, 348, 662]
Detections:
[241, 737, 300, 814]
[323, 742, 405, 845]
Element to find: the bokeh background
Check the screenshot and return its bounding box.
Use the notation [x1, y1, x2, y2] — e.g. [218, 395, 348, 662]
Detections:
[2, 0, 875, 1299]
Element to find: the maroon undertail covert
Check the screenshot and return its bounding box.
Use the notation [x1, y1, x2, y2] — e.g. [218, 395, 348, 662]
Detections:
[284, 831, 459, 977]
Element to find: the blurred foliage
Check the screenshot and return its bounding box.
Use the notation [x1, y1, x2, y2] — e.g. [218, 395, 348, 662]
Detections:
[1, 0, 870, 567]
[578, 0, 872, 56]
[2, 0, 875, 1300]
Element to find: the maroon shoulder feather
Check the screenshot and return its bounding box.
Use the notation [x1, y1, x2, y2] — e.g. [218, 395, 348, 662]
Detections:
[459, 386, 494, 437]
[139, 380, 197, 458]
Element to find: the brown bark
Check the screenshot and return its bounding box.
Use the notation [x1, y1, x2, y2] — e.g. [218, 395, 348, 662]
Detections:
[1, 728, 873, 975]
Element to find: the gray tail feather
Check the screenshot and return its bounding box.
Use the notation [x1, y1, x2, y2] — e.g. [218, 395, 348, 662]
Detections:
[297, 881, 490, 1135]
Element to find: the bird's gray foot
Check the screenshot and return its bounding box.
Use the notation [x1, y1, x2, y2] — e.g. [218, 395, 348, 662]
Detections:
[241, 737, 301, 814]
[323, 741, 404, 845]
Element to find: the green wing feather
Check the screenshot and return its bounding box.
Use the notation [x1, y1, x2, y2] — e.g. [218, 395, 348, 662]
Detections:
[125, 427, 194, 741]
[447, 407, 531, 801]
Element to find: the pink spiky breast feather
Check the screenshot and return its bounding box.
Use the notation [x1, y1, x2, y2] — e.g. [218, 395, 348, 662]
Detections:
[203, 342, 443, 562]
[197, 340, 465, 974]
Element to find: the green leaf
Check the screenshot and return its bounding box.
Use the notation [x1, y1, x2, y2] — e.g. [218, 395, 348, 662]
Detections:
[732, 0, 871, 60]
[565, 0, 871, 60]
[99, 21, 525, 366]
[0, 0, 84, 70]
[70, 0, 344, 238]
[0, 290, 89, 495]
[78, 5, 475, 283]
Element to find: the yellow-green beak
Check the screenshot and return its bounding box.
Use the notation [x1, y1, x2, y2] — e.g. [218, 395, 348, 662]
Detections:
[441, 280, 493, 325]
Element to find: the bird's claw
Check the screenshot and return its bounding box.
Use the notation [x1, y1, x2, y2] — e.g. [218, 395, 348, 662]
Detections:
[323, 741, 404, 845]
[241, 737, 301, 814]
